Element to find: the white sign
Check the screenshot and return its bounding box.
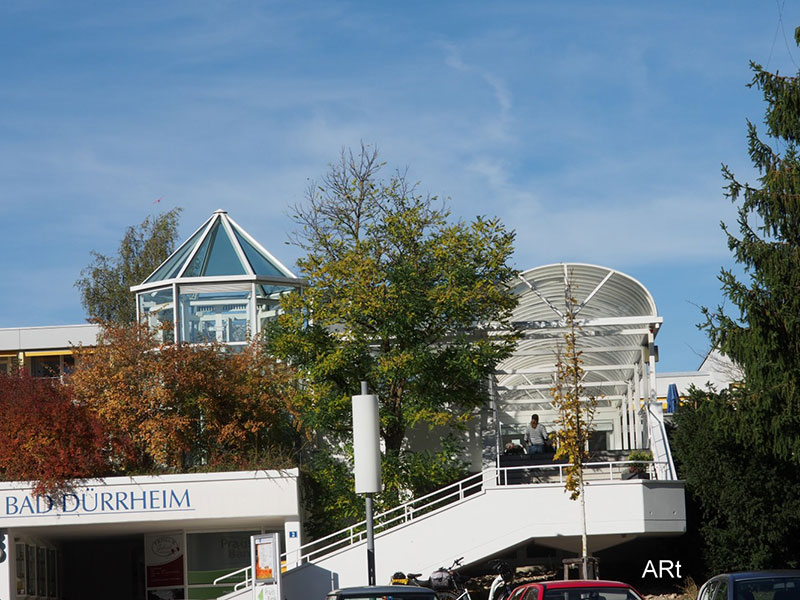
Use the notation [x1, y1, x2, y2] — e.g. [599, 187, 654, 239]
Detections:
[251, 533, 281, 600]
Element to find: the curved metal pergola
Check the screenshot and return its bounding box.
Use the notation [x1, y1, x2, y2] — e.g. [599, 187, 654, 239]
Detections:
[494, 262, 662, 426]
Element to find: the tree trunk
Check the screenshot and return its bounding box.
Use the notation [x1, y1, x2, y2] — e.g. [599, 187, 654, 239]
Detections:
[580, 471, 589, 579]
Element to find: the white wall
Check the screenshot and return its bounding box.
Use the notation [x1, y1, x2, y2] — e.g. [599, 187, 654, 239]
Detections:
[306, 478, 685, 591]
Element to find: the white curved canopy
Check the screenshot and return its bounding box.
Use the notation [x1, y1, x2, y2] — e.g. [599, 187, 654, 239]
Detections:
[496, 263, 662, 412]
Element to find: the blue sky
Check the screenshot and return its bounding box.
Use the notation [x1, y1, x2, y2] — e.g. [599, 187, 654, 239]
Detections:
[2, 1, 799, 373]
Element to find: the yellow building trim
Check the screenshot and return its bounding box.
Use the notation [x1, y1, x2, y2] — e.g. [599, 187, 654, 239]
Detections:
[23, 350, 74, 357]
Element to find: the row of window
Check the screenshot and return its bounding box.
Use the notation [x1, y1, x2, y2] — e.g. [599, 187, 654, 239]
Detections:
[0, 354, 74, 378]
[16, 543, 57, 598]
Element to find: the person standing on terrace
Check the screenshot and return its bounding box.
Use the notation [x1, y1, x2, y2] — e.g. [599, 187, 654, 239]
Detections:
[524, 414, 549, 455]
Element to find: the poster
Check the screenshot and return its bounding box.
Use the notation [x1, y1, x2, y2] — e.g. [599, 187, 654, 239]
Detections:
[145, 533, 184, 588]
[254, 537, 275, 582]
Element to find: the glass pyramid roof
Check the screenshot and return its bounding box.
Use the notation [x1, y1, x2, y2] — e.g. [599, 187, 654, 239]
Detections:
[139, 209, 297, 287]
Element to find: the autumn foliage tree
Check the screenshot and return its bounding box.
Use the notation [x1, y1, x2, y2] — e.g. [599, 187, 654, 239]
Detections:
[69, 322, 300, 474]
[550, 278, 597, 578]
[266, 145, 519, 533]
[0, 371, 109, 495]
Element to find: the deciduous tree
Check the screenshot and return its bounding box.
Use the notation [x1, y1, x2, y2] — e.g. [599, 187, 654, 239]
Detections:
[266, 145, 519, 533]
[76, 207, 182, 324]
[69, 322, 300, 473]
[550, 278, 597, 578]
[0, 371, 109, 495]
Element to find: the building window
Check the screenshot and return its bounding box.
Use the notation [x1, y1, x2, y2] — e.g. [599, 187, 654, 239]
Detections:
[186, 530, 260, 597]
[138, 287, 175, 343]
[30, 355, 74, 378]
[178, 288, 252, 345]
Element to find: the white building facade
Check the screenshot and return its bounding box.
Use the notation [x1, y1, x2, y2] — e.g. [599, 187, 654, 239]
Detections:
[0, 470, 301, 600]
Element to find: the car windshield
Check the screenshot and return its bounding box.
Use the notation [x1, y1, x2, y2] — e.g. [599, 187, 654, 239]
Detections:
[544, 587, 642, 600]
[735, 578, 800, 600]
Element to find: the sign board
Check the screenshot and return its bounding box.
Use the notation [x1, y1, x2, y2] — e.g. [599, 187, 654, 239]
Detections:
[251, 533, 281, 600]
[144, 532, 184, 598]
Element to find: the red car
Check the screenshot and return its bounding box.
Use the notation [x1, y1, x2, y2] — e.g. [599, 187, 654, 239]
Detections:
[508, 580, 644, 600]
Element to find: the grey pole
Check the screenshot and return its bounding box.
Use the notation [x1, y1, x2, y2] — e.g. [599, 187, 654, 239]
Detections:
[361, 380, 377, 585]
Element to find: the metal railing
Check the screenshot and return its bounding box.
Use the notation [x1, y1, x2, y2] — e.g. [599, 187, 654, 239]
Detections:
[283, 470, 485, 566]
[494, 459, 666, 485]
[646, 402, 677, 480]
[213, 565, 252, 592]
[280, 458, 664, 568]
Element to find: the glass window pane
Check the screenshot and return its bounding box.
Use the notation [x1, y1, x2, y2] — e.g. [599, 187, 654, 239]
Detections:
[234, 229, 283, 277]
[138, 287, 175, 343]
[736, 578, 800, 600]
[25, 545, 35, 597]
[187, 531, 257, 586]
[36, 547, 46, 596]
[31, 356, 61, 378]
[256, 285, 294, 331]
[179, 290, 251, 344]
[183, 227, 215, 278]
[145, 225, 207, 283]
[16, 544, 25, 596]
[47, 549, 57, 598]
[185, 222, 246, 277]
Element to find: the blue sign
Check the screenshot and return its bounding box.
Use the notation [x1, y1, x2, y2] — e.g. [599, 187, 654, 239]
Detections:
[2, 487, 192, 518]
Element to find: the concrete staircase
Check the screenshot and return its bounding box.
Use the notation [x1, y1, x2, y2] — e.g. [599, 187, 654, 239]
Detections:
[219, 454, 685, 600]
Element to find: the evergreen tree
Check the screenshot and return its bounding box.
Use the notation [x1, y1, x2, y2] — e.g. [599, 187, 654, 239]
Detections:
[704, 31, 800, 460]
[673, 27, 800, 574]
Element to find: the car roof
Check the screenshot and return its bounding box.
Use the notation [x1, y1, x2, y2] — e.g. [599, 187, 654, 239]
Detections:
[710, 572, 800, 582]
[543, 580, 638, 589]
[512, 579, 643, 596]
[328, 585, 436, 596]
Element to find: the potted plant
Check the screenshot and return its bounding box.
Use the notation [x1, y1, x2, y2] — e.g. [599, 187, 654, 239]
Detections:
[625, 449, 653, 479]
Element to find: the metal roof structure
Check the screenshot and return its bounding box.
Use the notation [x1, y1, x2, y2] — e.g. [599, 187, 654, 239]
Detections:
[131, 209, 303, 346]
[495, 262, 662, 413]
[132, 209, 299, 292]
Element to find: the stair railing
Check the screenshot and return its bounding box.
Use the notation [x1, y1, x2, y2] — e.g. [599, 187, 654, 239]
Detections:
[280, 458, 671, 568]
[283, 470, 485, 567]
[213, 565, 252, 591]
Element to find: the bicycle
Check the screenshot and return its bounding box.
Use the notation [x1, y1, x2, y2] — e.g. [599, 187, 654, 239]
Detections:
[406, 557, 472, 600]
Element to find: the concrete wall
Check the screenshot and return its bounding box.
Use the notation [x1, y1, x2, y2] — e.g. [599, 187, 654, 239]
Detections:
[305, 478, 685, 591]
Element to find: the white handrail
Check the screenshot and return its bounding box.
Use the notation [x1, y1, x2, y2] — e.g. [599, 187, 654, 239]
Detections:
[646, 401, 677, 480]
[213, 565, 252, 591]
[285, 470, 485, 565]
[279, 459, 666, 567]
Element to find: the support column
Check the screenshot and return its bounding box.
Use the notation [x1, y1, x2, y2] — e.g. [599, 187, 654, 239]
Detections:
[0, 529, 10, 600]
[648, 330, 658, 407]
[283, 520, 302, 569]
[639, 348, 648, 447]
[632, 363, 641, 449]
[622, 380, 631, 450]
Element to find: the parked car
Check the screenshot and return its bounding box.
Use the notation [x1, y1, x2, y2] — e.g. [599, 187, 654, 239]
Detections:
[326, 584, 438, 600]
[698, 571, 800, 600]
[507, 579, 644, 600]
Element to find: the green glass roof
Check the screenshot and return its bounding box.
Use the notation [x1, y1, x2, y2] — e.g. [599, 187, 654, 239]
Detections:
[141, 209, 296, 285]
